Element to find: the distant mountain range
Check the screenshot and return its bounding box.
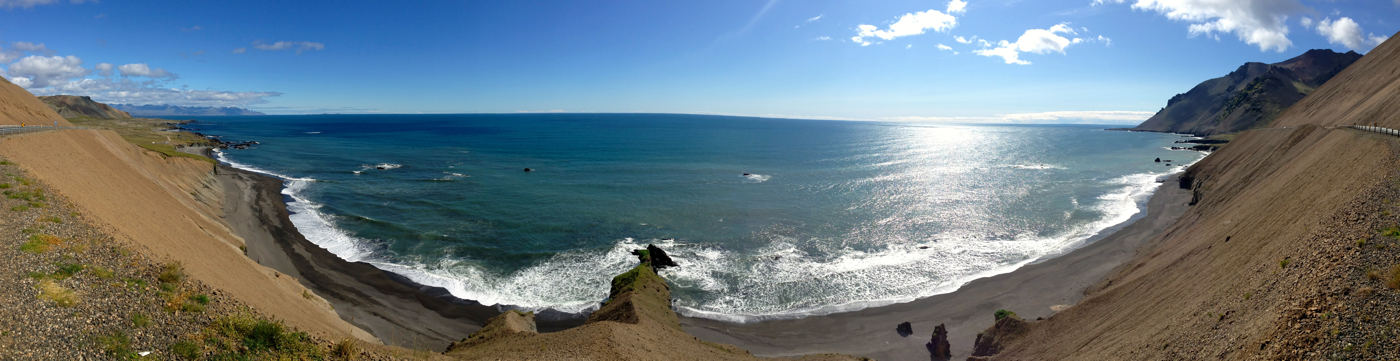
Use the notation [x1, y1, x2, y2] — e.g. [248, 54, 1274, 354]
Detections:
[1130, 49, 1362, 136]
[38, 95, 132, 119]
[110, 104, 266, 116]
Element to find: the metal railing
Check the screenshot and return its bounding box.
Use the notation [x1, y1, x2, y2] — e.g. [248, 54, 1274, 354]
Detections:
[1349, 125, 1400, 136]
[0, 125, 77, 137]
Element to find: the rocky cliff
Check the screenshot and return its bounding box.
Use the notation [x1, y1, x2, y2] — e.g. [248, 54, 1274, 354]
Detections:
[38, 95, 133, 119]
[1131, 49, 1361, 136]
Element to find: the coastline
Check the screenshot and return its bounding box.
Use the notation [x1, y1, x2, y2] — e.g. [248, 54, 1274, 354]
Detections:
[196, 137, 1198, 357]
[678, 175, 1194, 360]
[197, 147, 584, 350]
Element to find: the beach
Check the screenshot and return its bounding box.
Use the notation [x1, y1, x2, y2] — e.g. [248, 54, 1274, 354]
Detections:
[197, 128, 1196, 358]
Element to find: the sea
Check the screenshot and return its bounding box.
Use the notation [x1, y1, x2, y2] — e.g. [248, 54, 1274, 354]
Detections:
[169, 113, 1204, 323]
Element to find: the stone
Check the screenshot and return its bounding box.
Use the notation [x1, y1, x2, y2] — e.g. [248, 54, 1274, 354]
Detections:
[896, 322, 913, 337]
[928, 323, 952, 360]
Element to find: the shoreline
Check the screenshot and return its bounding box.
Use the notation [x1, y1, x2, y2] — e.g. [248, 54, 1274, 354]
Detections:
[197, 147, 584, 350]
[194, 142, 1196, 357]
[678, 175, 1194, 360]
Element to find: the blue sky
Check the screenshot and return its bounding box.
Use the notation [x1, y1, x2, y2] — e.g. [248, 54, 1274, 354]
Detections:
[0, 0, 1395, 123]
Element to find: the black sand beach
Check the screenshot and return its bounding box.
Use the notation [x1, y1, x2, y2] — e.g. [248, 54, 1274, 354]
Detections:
[203, 136, 1193, 359]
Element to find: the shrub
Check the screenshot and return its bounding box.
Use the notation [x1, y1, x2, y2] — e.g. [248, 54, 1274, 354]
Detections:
[158, 262, 185, 284]
[170, 340, 201, 360]
[132, 313, 150, 327]
[0, 183, 9, 189]
[96, 330, 137, 359]
[202, 315, 321, 358]
[91, 266, 114, 279]
[1279, 258, 1290, 268]
[331, 338, 359, 360]
[1387, 265, 1400, 290]
[191, 294, 210, 305]
[994, 309, 1017, 321]
[1384, 226, 1400, 240]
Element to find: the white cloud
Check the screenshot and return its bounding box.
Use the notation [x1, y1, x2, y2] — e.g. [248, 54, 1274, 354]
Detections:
[807, 14, 823, 22]
[95, 62, 113, 77]
[885, 110, 1156, 124]
[252, 41, 326, 54]
[937, 44, 953, 50]
[1316, 17, 1389, 52]
[955, 35, 972, 44]
[5, 55, 89, 88]
[24, 78, 282, 107]
[116, 63, 176, 79]
[11, 42, 54, 55]
[852, 9, 958, 45]
[232, 47, 247, 54]
[815, 36, 832, 41]
[947, 0, 968, 14]
[974, 23, 1089, 65]
[1300, 17, 1313, 29]
[0, 0, 89, 9]
[1097, 0, 1305, 52]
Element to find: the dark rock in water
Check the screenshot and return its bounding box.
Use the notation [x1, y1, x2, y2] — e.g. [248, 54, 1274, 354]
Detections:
[896, 322, 913, 337]
[918, 246, 930, 249]
[742, 173, 751, 176]
[524, 168, 533, 172]
[772, 255, 780, 261]
[1155, 157, 1161, 163]
[647, 244, 679, 270]
[927, 323, 952, 360]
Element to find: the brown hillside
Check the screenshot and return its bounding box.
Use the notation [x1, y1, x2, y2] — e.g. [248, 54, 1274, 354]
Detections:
[978, 33, 1400, 360]
[0, 129, 374, 343]
[38, 95, 133, 119]
[0, 77, 72, 126]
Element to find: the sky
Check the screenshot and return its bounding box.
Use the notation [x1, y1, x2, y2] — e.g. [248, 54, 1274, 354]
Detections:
[0, 0, 1395, 123]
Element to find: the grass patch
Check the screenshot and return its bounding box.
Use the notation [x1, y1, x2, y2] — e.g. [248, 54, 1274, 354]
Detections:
[95, 330, 138, 360]
[199, 315, 322, 359]
[132, 313, 150, 328]
[331, 338, 359, 360]
[158, 261, 185, 284]
[52, 263, 84, 279]
[19, 234, 61, 254]
[0, 183, 9, 189]
[1358, 239, 1368, 247]
[191, 294, 210, 305]
[37, 280, 78, 307]
[1383, 226, 1400, 240]
[1387, 265, 1400, 290]
[42, 215, 61, 223]
[170, 339, 200, 360]
[1244, 292, 1252, 300]
[91, 266, 114, 279]
[994, 309, 1017, 321]
[0, 159, 11, 165]
[1368, 267, 1381, 281]
[11, 205, 29, 212]
[1279, 258, 1290, 268]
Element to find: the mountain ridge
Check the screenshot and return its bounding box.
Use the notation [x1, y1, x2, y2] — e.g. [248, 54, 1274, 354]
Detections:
[111, 103, 266, 116]
[38, 95, 133, 119]
[1131, 49, 1361, 136]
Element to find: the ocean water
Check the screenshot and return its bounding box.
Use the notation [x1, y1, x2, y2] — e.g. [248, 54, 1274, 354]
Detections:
[176, 114, 1203, 322]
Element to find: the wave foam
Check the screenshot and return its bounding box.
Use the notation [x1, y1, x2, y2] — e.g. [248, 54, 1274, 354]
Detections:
[741, 174, 771, 183]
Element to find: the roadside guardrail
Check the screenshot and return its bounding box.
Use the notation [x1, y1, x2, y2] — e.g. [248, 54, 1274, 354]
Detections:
[0, 126, 79, 137]
[1349, 125, 1400, 136]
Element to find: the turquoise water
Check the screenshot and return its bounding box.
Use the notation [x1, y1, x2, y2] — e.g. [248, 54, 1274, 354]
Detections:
[180, 114, 1202, 322]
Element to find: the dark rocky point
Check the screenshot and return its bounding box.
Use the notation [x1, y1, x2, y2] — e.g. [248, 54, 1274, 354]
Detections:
[927, 323, 951, 360]
[647, 244, 678, 270]
[896, 322, 913, 337]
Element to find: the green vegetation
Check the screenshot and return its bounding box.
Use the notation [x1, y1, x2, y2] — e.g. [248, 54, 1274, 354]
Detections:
[1383, 226, 1400, 240]
[994, 309, 1017, 321]
[52, 263, 84, 279]
[95, 330, 137, 360]
[123, 278, 147, 291]
[0, 183, 9, 189]
[43, 215, 62, 223]
[1280, 258, 1290, 268]
[0, 159, 12, 165]
[195, 315, 322, 359]
[1358, 239, 1368, 247]
[91, 266, 114, 279]
[66, 117, 217, 164]
[1244, 292, 1252, 300]
[20, 234, 60, 253]
[131, 313, 150, 328]
[191, 294, 210, 305]
[158, 262, 185, 284]
[170, 340, 200, 360]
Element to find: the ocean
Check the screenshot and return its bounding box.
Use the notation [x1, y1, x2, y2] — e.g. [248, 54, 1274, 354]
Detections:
[175, 113, 1203, 323]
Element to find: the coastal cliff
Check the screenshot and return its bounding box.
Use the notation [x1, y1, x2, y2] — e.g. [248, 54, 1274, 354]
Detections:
[976, 34, 1400, 359]
[1131, 49, 1360, 136]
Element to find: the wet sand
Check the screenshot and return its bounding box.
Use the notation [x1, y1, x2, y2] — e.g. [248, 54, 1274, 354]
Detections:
[678, 176, 1194, 360]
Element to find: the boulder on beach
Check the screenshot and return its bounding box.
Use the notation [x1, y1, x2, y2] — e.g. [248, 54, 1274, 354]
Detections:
[896, 322, 913, 337]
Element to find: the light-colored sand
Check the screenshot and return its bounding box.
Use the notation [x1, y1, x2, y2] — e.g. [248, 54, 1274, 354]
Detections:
[0, 78, 72, 127]
[0, 129, 374, 343]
